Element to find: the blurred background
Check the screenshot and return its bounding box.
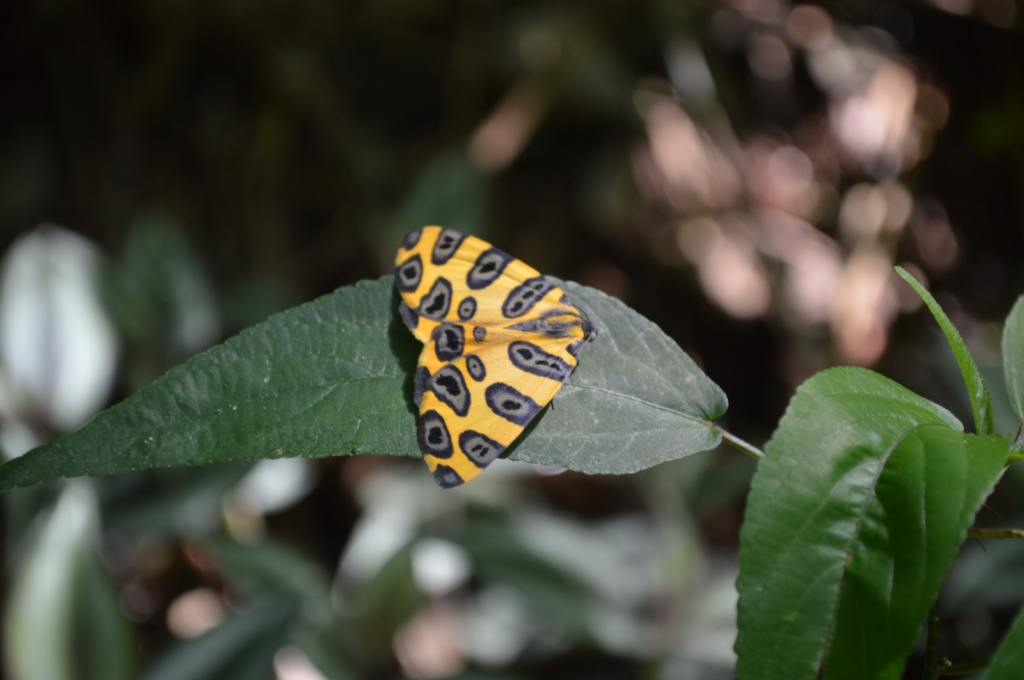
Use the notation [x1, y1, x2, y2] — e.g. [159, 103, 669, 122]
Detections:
[1, 0, 1023, 678]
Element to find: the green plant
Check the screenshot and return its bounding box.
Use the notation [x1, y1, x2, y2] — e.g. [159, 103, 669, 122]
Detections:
[3, 262, 1024, 678]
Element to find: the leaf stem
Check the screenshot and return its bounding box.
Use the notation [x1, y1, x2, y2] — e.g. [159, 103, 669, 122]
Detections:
[939, 659, 990, 676]
[720, 430, 764, 460]
[924, 600, 944, 680]
[968, 528, 1024, 540]
[1009, 452, 1024, 462]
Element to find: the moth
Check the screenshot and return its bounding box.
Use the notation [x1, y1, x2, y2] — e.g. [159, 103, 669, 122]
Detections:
[395, 226, 596, 488]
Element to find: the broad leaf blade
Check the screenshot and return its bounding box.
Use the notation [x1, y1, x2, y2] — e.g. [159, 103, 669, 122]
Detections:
[1002, 294, 1024, 430]
[897, 266, 993, 435]
[735, 367, 964, 680]
[514, 280, 728, 474]
[823, 427, 1006, 680]
[0, 277, 727, 491]
[987, 605, 1024, 679]
[0, 278, 420, 492]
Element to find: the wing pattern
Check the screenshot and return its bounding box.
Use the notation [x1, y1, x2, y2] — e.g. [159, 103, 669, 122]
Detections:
[395, 226, 595, 488]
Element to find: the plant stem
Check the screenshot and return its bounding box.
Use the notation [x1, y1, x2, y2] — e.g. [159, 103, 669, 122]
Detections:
[1008, 453, 1024, 462]
[939, 659, 990, 676]
[720, 430, 764, 460]
[968, 528, 1024, 540]
[924, 600, 944, 680]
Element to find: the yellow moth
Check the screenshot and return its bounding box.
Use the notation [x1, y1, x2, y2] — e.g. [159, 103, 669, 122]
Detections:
[395, 226, 596, 488]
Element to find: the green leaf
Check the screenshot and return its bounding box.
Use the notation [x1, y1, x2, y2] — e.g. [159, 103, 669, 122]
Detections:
[349, 543, 421, 665]
[987, 605, 1024, 679]
[102, 464, 254, 539]
[515, 279, 728, 473]
[202, 537, 360, 679]
[200, 536, 332, 604]
[0, 278, 419, 492]
[897, 266, 994, 435]
[0, 277, 726, 492]
[823, 427, 1006, 679]
[736, 367, 1006, 680]
[1001, 294, 1024, 431]
[457, 511, 595, 638]
[382, 148, 488, 250]
[4, 482, 136, 680]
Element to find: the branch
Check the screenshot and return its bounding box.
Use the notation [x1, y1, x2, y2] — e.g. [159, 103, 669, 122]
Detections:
[968, 528, 1024, 540]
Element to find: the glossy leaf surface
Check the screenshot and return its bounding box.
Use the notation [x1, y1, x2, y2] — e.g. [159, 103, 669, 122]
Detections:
[736, 367, 1005, 680]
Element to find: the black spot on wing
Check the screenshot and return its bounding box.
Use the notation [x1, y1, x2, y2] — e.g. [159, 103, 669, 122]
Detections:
[566, 341, 582, 358]
[459, 430, 505, 468]
[402, 229, 422, 249]
[432, 465, 464, 488]
[432, 229, 467, 265]
[473, 327, 487, 343]
[458, 297, 477, 321]
[432, 322, 465, 362]
[508, 341, 571, 381]
[398, 301, 420, 332]
[413, 366, 431, 408]
[485, 383, 542, 426]
[502, 276, 555, 318]
[467, 248, 514, 290]
[466, 355, 486, 382]
[418, 410, 453, 458]
[395, 254, 423, 292]
[430, 365, 471, 417]
[418, 277, 452, 320]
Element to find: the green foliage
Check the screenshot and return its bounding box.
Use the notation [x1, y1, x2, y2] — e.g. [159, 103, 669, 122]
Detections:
[987, 607, 1024, 679]
[734, 278, 1024, 678]
[897, 267, 994, 435]
[517, 279, 727, 472]
[1002, 295, 1024, 434]
[6, 261, 1024, 678]
[736, 368, 1006, 679]
[391, 149, 488, 244]
[4, 483, 135, 680]
[5, 254, 1024, 678]
[0, 277, 726, 492]
[0, 277, 417, 491]
[141, 599, 298, 680]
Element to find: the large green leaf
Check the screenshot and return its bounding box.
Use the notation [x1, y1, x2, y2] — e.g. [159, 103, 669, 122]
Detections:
[516, 279, 727, 473]
[897, 266, 994, 435]
[736, 367, 1006, 680]
[987, 605, 1024, 679]
[1002, 294, 1024, 430]
[0, 277, 726, 491]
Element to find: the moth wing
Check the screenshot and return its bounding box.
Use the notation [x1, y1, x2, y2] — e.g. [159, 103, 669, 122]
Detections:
[397, 226, 592, 488]
[396, 226, 566, 343]
[416, 330, 580, 488]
